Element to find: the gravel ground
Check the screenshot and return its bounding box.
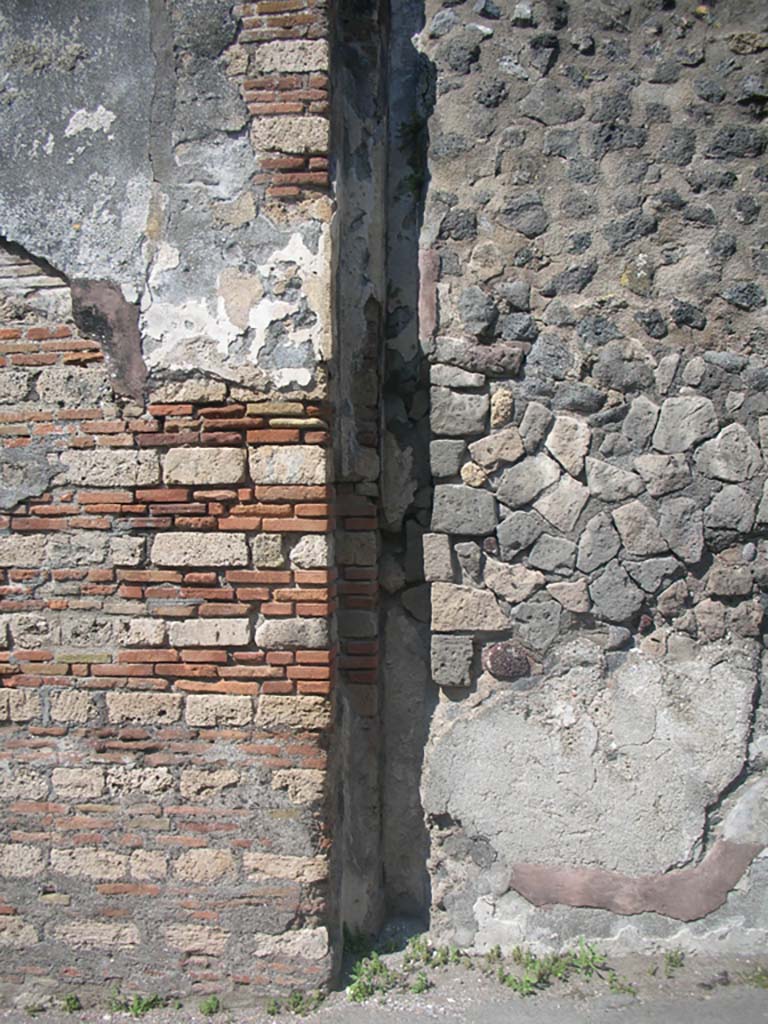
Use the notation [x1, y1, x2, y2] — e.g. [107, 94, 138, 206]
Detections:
[1, 948, 767, 1024]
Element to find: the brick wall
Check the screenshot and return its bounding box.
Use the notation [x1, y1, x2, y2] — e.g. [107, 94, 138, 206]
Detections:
[0, 0, 346, 1006]
[0, 322, 338, 998]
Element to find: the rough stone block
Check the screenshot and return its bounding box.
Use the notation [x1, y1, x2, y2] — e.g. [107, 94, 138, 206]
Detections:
[251, 927, 329, 961]
[289, 534, 332, 568]
[164, 447, 246, 485]
[116, 617, 167, 647]
[432, 387, 489, 437]
[244, 852, 328, 883]
[252, 533, 286, 567]
[165, 924, 229, 954]
[255, 617, 329, 649]
[0, 916, 39, 948]
[249, 444, 327, 484]
[51, 848, 128, 881]
[106, 692, 183, 724]
[54, 921, 140, 950]
[431, 582, 507, 632]
[130, 849, 168, 880]
[271, 768, 325, 805]
[185, 694, 253, 726]
[52, 767, 104, 800]
[169, 618, 250, 647]
[0, 844, 45, 878]
[257, 695, 331, 731]
[151, 531, 249, 567]
[431, 634, 474, 688]
[250, 39, 329, 71]
[423, 533, 453, 581]
[432, 484, 497, 535]
[174, 849, 237, 882]
[430, 439, 466, 477]
[56, 449, 160, 487]
[180, 768, 240, 799]
[252, 115, 329, 154]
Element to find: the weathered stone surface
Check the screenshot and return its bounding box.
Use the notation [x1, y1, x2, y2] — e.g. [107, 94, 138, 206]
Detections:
[251, 927, 329, 961]
[249, 445, 327, 485]
[545, 415, 591, 477]
[468, 426, 524, 469]
[164, 447, 246, 484]
[707, 560, 753, 597]
[484, 560, 545, 604]
[652, 396, 719, 453]
[577, 512, 621, 572]
[252, 533, 285, 568]
[612, 501, 668, 556]
[168, 619, 250, 647]
[151, 532, 248, 567]
[431, 582, 508, 632]
[432, 484, 497, 535]
[431, 387, 490, 436]
[625, 557, 681, 594]
[634, 453, 691, 497]
[252, 114, 329, 153]
[519, 401, 554, 453]
[496, 453, 561, 509]
[660, 498, 705, 563]
[175, 849, 237, 883]
[185, 695, 252, 727]
[106, 693, 182, 724]
[527, 533, 577, 574]
[431, 635, 474, 688]
[705, 485, 757, 535]
[694, 423, 762, 482]
[622, 395, 659, 449]
[56, 449, 160, 486]
[547, 579, 590, 613]
[512, 598, 562, 651]
[256, 617, 329, 649]
[257, 695, 331, 731]
[249, 39, 328, 71]
[585, 457, 644, 502]
[431, 363, 485, 388]
[497, 510, 546, 560]
[430, 439, 466, 477]
[589, 562, 645, 621]
[423, 533, 453, 582]
[533, 475, 589, 533]
[519, 81, 585, 125]
[289, 534, 332, 568]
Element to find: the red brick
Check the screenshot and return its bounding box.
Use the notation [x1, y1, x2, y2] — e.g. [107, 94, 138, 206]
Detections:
[246, 429, 301, 443]
[180, 649, 229, 664]
[262, 517, 331, 532]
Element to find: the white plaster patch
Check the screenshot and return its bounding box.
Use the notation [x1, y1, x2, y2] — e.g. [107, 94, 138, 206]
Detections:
[64, 105, 117, 138]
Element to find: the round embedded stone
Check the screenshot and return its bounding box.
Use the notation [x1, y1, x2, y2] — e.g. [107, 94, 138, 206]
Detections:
[483, 641, 530, 681]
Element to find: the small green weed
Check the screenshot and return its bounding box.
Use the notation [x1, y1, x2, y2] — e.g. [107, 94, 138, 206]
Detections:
[664, 948, 685, 978]
[108, 992, 164, 1017]
[742, 966, 768, 988]
[199, 995, 220, 1016]
[283, 990, 324, 1016]
[410, 971, 432, 994]
[63, 994, 82, 1013]
[607, 971, 637, 996]
[347, 951, 399, 1003]
[265, 996, 281, 1016]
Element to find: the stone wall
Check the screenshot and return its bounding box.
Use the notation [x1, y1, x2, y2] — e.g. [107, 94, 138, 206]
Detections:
[2, 0, 768, 1007]
[0, 0, 344, 1005]
[418, 0, 768, 953]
